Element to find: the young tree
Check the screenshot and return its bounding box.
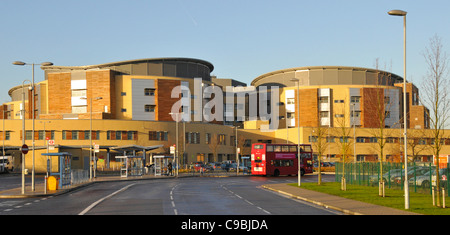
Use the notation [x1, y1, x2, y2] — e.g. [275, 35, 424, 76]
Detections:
[312, 125, 329, 185]
[420, 35, 450, 207]
[364, 59, 396, 197]
[333, 96, 353, 191]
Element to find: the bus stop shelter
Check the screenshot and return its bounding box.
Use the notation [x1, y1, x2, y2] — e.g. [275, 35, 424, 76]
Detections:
[116, 155, 145, 177]
[110, 145, 163, 177]
[41, 152, 72, 189]
[153, 155, 174, 176]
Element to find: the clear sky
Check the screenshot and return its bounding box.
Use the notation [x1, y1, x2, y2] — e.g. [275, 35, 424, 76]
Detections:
[1, 0, 449, 103]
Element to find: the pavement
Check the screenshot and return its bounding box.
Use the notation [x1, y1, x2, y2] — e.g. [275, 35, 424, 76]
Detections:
[0, 173, 421, 215]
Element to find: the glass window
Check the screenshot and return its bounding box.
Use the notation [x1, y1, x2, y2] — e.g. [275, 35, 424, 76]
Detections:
[253, 144, 264, 149]
[144, 88, 155, 96]
[145, 105, 155, 112]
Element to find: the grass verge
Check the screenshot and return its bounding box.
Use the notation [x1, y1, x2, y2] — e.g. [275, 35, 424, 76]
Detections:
[288, 182, 450, 215]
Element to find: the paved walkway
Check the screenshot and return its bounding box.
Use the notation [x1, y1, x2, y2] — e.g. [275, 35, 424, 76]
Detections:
[262, 183, 420, 215]
[0, 174, 421, 215]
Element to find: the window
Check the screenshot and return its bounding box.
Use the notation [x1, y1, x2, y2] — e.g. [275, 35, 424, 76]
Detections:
[144, 88, 155, 96]
[72, 90, 87, 97]
[340, 136, 349, 143]
[309, 136, 318, 143]
[149, 131, 168, 141]
[24, 131, 32, 140]
[319, 97, 329, 104]
[334, 100, 344, 103]
[326, 136, 335, 143]
[244, 139, 252, 147]
[287, 98, 295, 105]
[116, 131, 121, 140]
[320, 111, 329, 118]
[356, 137, 365, 143]
[369, 137, 377, 143]
[72, 131, 78, 140]
[186, 132, 200, 144]
[253, 144, 264, 149]
[351, 111, 361, 118]
[38, 130, 45, 140]
[145, 105, 156, 112]
[218, 134, 226, 145]
[350, 96, 361, 103]
[206, 133, 211, 144]
[72, 106, 87, 114]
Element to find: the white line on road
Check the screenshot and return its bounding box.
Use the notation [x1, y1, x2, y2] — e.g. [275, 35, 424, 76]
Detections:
[78, 183, 137, 215]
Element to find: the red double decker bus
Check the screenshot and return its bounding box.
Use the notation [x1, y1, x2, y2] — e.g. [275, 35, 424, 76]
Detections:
[251, 143, 313, 177]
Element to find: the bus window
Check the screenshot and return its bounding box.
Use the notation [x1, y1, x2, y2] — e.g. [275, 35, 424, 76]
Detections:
[282, 146, 289, 152]
[254, 144, 264, 149]
[267, 146, 274, 152]
[303, 145, 312, 152]
[289, 146, 297, 152]
[274, 146, 281, 152]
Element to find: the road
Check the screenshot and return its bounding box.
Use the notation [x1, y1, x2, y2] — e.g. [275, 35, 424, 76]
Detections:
[0, 174, 339, 215]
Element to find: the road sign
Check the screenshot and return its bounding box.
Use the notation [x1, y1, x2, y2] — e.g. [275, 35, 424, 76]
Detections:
[94, 144, 100, 153]
[170, 146, 175, 154]
[21, 144, 29, 154]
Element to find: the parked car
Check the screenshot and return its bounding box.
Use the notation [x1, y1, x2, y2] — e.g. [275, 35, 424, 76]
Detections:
[408, 168, 450, 189]
[393, 167, 430, 185]
[369, 169, 403, 185]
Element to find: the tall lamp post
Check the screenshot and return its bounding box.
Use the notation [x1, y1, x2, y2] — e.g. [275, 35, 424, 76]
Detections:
[169, 112, 180, 177]
[82, 97, 102, 180]
[13, 61, 53, 192]
[290, 78, 301, 187]
[388, 9, 409, 209]
[20, 80, 31, 194]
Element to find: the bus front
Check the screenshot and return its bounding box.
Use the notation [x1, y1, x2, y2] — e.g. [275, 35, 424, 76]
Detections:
[251, 143, 266, 175]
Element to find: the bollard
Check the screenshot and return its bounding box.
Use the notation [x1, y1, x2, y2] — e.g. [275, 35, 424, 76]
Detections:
[432, 186, 436, 206]
[443, 188, 446, 209]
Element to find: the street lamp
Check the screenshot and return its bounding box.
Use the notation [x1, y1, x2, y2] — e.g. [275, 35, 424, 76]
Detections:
[13, 61, 53, 191]
[290, 78, 301, 187]
[169, 112, 181, 177]
[81, 96, 102, 180]
[20, 80, 31, 194]
[388, 9, 409, 209]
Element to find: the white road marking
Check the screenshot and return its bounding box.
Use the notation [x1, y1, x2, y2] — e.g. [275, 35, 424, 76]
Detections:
[78, 183, 136, 215]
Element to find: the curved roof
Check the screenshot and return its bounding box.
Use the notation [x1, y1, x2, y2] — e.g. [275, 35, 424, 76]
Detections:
[41, 57, 214, 72]
[251, 65, 403, 86]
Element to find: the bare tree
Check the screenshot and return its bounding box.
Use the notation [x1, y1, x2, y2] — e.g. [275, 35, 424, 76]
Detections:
[312, 124, 329, 185]
[420, 35, 450, 207]
[333, 97, 353, 191]
[364, 59, 397, 197]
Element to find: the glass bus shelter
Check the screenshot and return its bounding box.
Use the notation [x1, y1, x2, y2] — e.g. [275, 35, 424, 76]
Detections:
[153, 155, 174, 176]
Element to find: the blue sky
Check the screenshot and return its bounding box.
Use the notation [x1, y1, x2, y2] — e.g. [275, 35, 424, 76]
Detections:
[1, 0, 449, 103]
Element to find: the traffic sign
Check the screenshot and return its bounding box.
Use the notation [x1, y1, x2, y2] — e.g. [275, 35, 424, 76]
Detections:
[21, 144, 29, 154]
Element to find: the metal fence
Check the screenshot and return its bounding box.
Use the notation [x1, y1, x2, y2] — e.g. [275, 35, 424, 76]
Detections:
[335, 162, 450, 196]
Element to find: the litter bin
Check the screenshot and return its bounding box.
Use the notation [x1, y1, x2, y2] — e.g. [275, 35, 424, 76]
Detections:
[47, 176, 59, 191]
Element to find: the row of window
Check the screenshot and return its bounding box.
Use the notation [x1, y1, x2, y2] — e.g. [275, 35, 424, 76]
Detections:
[309, 136, 450, 145]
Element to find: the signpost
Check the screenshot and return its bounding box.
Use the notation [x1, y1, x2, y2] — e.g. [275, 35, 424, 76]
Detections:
[21, 144, 29, 154]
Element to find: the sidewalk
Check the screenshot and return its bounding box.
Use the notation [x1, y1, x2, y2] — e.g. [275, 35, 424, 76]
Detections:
[262, 183, 420, 215]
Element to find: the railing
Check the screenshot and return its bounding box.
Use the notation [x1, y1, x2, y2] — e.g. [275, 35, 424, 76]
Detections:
[335, 161, 450, 196]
